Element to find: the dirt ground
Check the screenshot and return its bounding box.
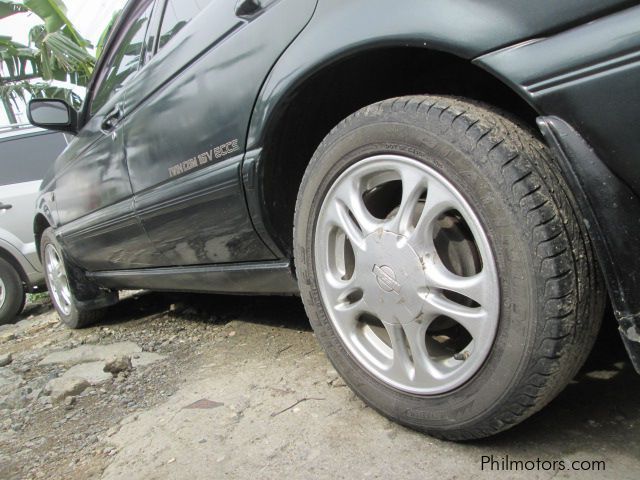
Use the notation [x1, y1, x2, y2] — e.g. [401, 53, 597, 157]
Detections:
[0, 291, 638, 480]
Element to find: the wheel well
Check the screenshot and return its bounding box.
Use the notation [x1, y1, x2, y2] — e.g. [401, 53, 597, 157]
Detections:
[34, 214, 50, 262]
[258, 46, 540, 257]
[0, 247, 29, 286]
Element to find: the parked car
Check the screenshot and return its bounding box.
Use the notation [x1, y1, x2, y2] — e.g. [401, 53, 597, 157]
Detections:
[26, 0, 640, 440]
[0, 125, 68, 324]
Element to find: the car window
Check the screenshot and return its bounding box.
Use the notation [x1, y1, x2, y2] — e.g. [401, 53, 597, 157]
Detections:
[0, 133, 67, 186]
[91, 2, 155, 115]
[158, 0, 215, 50]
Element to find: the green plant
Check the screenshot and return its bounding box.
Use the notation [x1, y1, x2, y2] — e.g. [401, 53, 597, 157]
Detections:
[0, 0, 95, 123]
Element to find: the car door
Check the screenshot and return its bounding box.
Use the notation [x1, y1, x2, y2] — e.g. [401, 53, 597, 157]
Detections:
[122, 0, 317, 266]
[0, 129, 67, 271]
[53, 0, 165, 271]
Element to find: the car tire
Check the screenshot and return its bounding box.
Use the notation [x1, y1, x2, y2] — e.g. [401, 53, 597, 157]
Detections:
[294, 95, 605, 440]
[0, 258, 26, 325]
[40, 228, 104, 329]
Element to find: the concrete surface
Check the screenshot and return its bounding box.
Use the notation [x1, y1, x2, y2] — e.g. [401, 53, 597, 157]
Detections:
[0, 292, 638, 479]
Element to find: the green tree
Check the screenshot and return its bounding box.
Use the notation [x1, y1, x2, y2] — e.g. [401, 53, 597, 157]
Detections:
[0, 0, 95, 124]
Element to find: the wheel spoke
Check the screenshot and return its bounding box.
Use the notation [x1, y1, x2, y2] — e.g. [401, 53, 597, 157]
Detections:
[332, 177, 383, 237]
[401, 320, 442, 386]
[384, 320, 445, 387]
[421, 292, 487, 339]
[49, 253, 60, 273]
[326, 199, 367, 251]
[384, 323, 414, 381]
[321, 270, 354, 300]
[410, 181, 459, 251]
[60, 284, 72, 306]
[46, 255, 56, 277]
[387, 169, 427, 236]
[424, 261, 488, 306]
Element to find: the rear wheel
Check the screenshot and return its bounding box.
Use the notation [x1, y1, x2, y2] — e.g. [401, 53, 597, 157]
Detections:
[0, 258, 25, 325]
[41, 228, 104, 328]
[294, 95, 604, 440]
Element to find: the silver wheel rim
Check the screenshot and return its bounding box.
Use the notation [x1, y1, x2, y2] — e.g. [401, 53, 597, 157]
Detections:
[0, 276, 6, 310]
[314, 155, 500, 395]
[44, 243, 72, 316]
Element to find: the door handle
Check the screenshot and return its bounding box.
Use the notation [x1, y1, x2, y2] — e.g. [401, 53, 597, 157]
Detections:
[236, 0, 263, 18]
[101, 104, 124, 133]
[0, 203, 12, 211]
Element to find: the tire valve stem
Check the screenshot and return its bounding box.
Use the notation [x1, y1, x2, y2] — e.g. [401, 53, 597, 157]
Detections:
[454, 350, 470, 361]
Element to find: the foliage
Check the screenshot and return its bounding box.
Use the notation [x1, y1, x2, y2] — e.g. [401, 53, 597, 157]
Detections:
[0, 0, 95, 122]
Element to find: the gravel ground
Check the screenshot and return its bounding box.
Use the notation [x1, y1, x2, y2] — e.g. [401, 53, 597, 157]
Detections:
[0, 292, 638, 479]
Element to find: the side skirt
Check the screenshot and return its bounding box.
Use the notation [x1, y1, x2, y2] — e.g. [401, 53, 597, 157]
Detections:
[87, 260, 299, 296]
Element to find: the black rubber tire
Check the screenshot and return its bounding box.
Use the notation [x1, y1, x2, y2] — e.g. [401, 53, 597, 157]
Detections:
[40, 228, 104, 329]
[0, 258, 26, 325]
[294, 95, 605, 440]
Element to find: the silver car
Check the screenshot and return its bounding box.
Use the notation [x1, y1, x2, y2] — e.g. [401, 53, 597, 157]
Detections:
[0, 125, 68, 324]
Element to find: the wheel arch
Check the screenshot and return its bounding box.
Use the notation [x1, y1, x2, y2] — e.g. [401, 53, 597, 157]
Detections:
[33, 213, 51, 263]
[244, 42, 541, 258]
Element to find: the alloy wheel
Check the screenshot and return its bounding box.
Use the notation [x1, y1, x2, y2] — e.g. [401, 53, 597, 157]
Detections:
[0, 276, 5, 310]
[314, 155, 500, 394]
[44, 243, 72, 316]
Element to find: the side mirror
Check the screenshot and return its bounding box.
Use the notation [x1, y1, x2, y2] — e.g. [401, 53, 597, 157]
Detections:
[27, 99, 78, 134]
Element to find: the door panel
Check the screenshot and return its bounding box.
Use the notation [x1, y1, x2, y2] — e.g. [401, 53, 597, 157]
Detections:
[54, 101, 163, 271]
[54, 119, 129, 227]
[124, 0, 317, 266]
[53, 0, 162, 271]
[134, 156, 268, 265]
[56, 197, 160, 271]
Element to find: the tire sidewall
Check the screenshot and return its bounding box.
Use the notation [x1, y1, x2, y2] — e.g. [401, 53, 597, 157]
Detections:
[294, 116, 539, 432]
[0, 258, 25, 325]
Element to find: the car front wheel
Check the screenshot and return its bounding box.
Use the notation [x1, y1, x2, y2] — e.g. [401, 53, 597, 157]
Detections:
[41, 228, 103, 328]
[294, 95, 605, 440]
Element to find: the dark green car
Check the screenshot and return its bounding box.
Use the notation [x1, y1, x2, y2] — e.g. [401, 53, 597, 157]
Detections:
[28, 0, 640, 439]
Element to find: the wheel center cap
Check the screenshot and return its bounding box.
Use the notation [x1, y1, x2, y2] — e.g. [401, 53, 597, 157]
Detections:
[358, 230, 428, 325]
[372, 264, 400, 293]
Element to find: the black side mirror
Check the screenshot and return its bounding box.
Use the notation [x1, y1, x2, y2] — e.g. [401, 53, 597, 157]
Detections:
[27, 99, 78, 134]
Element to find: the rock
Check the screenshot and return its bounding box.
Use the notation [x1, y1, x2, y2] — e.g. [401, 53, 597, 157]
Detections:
[131, 352, 165, 367]
[0, 369, 22, 395]
[63, 362, 112, 385]
[0, 353, 12, 367]
[0, 331, 16, 343]
[330, 377, 347, 388]
[0, 387, 31, 409]
[104, 355, 132, 374]
[39, 342, 142, 366]
[82, 333, 101, 345]
[44, 377, 90, 403]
